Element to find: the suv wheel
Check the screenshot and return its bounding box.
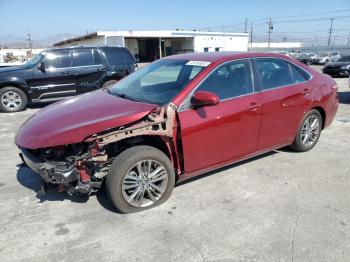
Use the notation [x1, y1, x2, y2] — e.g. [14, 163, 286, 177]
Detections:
[290, 109, 322, 152]
[106, 145, 175, 213]
[0, 86, 27, 113]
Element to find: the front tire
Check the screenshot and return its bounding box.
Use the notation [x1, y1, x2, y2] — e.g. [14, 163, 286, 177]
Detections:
[290, 110, 322, 152]
[106, 145, 175, 213]
[0, 86, 27, 113]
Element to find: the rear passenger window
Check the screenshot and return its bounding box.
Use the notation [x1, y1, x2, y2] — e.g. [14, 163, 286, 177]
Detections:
[254, 58, 294, 90]
[72, 49, 95, 66]
[197, 60, 254, 100]
[102, 48, 134, 65]
[289, 64, 308, 83]
[93, 50, 102, 65]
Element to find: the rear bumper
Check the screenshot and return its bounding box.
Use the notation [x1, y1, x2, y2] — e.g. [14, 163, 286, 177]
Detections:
[19, 148, 79, 184]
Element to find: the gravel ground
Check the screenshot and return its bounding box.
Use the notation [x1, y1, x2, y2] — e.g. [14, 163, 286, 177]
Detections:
[0, 66, 349, 262]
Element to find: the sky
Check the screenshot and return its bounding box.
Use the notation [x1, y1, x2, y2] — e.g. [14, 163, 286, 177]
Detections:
[0, 0, 350, 45]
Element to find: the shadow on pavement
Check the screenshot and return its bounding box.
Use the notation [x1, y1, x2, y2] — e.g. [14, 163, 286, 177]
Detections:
[176, 150, 278, 187]
[16, 164, 89, 204]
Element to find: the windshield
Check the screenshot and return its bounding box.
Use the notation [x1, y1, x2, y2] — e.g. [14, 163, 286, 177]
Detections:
[109, 59, 207, 105]
[25, 53, 44, 66]
[337, 56, 350, 62]
[320, 53, 329, 57]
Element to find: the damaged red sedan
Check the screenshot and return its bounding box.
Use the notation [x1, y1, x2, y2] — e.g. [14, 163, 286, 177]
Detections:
[15, 52, 339, 213]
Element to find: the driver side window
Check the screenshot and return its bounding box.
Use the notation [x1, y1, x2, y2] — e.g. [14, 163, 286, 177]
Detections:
[43, 50, 71, 69]
[196, 60, 254, 100]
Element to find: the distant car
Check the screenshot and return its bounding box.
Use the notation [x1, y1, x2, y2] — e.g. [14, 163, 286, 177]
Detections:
[322, 55, 350, 77]
[313, 52, 341, 65]
[0, 46, 137, 113]
[297, 53, 313, 65]
[16, 52, 339, 213]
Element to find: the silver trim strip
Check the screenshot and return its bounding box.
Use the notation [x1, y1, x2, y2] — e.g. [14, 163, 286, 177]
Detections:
[46, 64, 103, 71]
[32, 83, 75, 89]
[36, 90, 76, 100]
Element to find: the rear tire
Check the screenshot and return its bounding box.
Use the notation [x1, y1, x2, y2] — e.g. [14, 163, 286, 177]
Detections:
[102, 80, 118, 88]
[0, 86, 27, 113]
[290, 110, 322, 152]
[106, 145, 175, 213]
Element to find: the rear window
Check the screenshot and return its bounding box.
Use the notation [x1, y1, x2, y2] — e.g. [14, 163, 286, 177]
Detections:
[102, 48, 135, 65]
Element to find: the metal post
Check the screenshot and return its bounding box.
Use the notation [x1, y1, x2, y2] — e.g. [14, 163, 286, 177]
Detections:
[267, 18, 273, 49]
[159, 38, 162, 58]
[244, 18, 248, 33]
[250, 22, 253, 50]
[327, 18, 334, 47]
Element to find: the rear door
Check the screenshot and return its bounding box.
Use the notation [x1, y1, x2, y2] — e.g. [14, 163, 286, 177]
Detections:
[29, 50, 75, 101]
[178, 59, 262, 173]
[253, 58, 313, 150]
[70, 48, 107, 94]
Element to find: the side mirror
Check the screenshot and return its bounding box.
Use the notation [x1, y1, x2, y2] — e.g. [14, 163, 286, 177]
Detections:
[37, 61, 45, 72]
[192, 91, 219, 108]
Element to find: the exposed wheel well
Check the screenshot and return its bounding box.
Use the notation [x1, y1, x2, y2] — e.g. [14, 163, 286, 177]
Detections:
[312, 106, 326, 129]
[105, 135, 172, 161]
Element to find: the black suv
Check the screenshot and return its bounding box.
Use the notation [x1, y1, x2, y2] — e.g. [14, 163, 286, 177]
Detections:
[0, 46, 137, 112]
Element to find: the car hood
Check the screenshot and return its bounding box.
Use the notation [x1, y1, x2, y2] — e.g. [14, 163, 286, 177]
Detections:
[0, 65, 30, 74]
[15, 89, 158, 149]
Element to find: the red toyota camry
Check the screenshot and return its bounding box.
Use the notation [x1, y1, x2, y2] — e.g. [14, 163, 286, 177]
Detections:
[15, 52, 339, 213]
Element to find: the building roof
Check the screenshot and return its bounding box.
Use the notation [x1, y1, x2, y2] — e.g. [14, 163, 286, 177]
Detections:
[164, 51, 295, 63]
[54, 30, 249, 46]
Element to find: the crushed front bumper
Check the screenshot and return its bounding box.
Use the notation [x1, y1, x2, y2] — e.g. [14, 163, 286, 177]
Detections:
[19, 148, 79, 184]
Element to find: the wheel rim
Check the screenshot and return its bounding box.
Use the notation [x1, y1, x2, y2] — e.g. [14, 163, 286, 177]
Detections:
[1, 91, 22, 109]
[301, 114, 320, 147]
[122, 160, 168, 207]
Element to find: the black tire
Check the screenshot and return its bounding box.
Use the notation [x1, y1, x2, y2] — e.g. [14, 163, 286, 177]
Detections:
[290, 109, 323, 152]
[0, 86, 27, 113]
[102, 80, 118, 88]
[106, 145, 175, 213]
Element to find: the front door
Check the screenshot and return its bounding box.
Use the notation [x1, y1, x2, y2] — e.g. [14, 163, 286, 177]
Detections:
[29, 49, 75, 102]
[178, 59, 262, 173]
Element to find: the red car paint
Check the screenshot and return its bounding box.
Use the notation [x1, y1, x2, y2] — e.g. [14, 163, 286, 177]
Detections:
[15, 89, 157, 149]
[16, 52, 339, 180]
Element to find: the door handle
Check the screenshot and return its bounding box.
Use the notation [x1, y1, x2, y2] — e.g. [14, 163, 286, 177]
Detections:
[98, 67, 106, 72]
[302, 88, 312, 94]
[247, 102, 259, 111]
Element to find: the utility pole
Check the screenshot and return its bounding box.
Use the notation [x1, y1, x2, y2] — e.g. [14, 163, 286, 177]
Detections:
[250, 22, 253, 50]
[327, 18, 334, 47]
[267, 17, 273, 49]
[26, 33, 32, 51]
[244, 18, 248, 33]
[347, 36, 350, 46]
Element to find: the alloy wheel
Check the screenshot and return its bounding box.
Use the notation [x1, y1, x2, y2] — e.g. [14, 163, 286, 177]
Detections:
[1, 91, 22, 109]
[301, 114, 320, 147]
[122, 160, 169, 207]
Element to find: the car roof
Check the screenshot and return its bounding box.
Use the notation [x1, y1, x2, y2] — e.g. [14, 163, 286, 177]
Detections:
[43, 46, 127, 52]
[165, 51, 293, 63]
